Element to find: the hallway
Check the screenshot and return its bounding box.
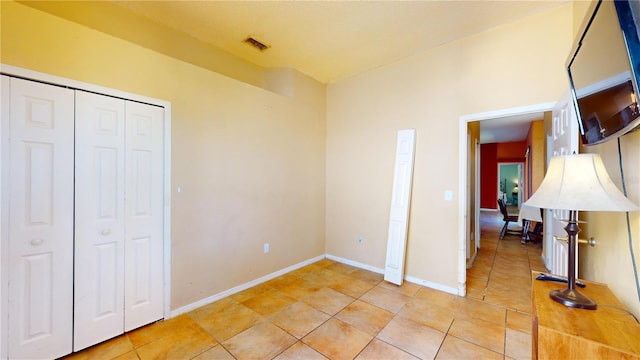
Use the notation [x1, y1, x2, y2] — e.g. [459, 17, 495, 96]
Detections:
[467, 210, 547, 312]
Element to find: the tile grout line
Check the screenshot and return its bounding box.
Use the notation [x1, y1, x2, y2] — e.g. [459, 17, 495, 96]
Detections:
[483, 237, 501, 301]
[97, 225, 534, 360]
[432, 315, 457, 360]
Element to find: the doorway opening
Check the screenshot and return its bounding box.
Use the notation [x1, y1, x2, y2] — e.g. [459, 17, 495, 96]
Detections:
[498, 163, 523, 209]
[457, 102, 554, 296]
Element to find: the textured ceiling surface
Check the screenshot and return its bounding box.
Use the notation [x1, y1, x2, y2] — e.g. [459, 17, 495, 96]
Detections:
[114, 0, 567, 84]
[74, 1, 563, 142]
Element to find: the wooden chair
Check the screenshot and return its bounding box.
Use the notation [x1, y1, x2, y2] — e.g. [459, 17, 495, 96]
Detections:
[497, 198, 520, 239]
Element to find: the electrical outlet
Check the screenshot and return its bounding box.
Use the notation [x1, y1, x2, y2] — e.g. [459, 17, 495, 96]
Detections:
[358, 235, 364, 244]
[264, 243, 269, 253]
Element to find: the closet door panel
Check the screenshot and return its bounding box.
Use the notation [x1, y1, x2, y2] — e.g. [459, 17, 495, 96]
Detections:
[6, 77, 74, 359]
[124, 101, 164, 331]
[73, 91, 126, 351]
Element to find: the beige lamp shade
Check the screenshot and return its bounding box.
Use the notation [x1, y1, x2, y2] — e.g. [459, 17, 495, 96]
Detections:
[524, 153, 638, 212]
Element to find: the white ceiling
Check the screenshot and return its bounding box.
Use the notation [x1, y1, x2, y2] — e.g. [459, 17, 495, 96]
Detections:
[113, 0, 567, 84]
[110, 0, 565, 143]
[479, 112, 545, 144]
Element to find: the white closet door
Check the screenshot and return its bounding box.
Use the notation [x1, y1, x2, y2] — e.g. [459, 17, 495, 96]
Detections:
[384, 129, 416, 285]
[5, 77, 74, 359]
[74, 91, 126, 351]
[124, 101, 164, 331]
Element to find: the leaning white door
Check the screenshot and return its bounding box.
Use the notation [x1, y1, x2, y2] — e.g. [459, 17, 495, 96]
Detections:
[124, 101, 164, 331]
[384, 129, 416, 285]
[74, 91, 126, 351]
[5, 77, 74, 359]
[546, 90, 579, 275]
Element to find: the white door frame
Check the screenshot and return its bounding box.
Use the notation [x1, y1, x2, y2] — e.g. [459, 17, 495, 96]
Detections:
[466, 133, 472, 259]
[466, 136, 482, 259]
[0, 65, 173, 356]
[458, 102, 555, 296]
[0, 75, 7, 360]
[475, 140, 481, 249]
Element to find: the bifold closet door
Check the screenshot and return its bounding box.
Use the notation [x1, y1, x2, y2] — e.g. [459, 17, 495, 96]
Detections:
[3, 76, 164, 356]
[73, 92, 164, 349]
[3, 76, 75, 359]
[123, 101, 164, 332]
[73, 91, 126, 351]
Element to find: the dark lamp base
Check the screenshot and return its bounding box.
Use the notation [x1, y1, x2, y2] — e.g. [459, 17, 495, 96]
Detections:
[550, 288, 597, 310]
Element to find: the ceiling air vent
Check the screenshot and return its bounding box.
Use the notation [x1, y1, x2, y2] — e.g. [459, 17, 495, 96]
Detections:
[243, 36, 270, 52]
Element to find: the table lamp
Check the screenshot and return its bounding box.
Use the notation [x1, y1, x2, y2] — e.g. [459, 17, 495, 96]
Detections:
[524, 153, 638, 309]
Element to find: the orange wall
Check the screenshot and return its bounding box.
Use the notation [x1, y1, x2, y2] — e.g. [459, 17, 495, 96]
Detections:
[525, 120, 545, 199]
[496, 141, 527, 162]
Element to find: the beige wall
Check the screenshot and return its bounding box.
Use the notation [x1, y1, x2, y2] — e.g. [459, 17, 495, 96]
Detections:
[16, 1, 267, 89]
[573, 1, 640, 318]
[6, 0, 638, 320]
[326, 4, 574, 291]
[581, 131, 640, 319]
[1, 1, 327, 310]
[569, 1, 630, 93]
[522, 0, 640, 318]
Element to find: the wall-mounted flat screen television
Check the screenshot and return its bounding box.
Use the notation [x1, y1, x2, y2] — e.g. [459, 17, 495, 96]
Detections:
[567, 0, 640, 146]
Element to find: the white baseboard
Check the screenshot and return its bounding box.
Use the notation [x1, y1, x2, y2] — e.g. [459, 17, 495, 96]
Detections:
[326, 254, 458, 296]
[324, 254, 384, 274]
[404, 275, 458, 295]
[171, 252, 460, 317]
[170, 254, 325, 317]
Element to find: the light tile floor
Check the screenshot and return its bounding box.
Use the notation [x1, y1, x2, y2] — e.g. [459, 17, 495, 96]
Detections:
[63, 210, 546, 360]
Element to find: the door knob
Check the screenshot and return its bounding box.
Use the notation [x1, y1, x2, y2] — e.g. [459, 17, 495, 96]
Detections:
[100, 229, 111, 236]
[30, 238, 44, 246]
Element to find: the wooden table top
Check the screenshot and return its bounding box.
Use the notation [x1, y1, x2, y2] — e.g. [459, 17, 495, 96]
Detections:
[532, 271, 640, 355]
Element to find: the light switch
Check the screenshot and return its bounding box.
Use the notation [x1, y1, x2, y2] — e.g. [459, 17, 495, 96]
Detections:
[444, 190, 453, 201]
